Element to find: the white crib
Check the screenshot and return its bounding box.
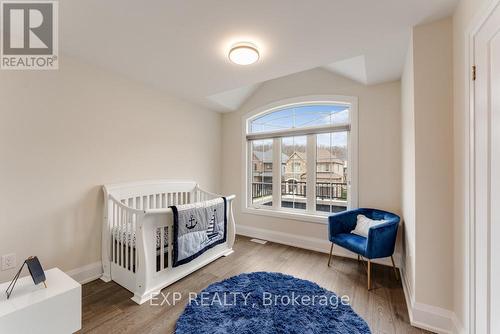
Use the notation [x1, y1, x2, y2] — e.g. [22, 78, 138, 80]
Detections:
[101, 180, 235, 304]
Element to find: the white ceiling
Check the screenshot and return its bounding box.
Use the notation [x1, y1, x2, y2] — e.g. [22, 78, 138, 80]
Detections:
[61, 0, 458, 112]
[323, 56, 368, 85]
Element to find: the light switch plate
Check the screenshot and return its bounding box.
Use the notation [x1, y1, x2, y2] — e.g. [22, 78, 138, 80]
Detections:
[1, 253, 16, 271]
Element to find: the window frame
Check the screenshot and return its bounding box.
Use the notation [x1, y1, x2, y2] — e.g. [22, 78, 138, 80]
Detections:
[241, 95, 358, 225]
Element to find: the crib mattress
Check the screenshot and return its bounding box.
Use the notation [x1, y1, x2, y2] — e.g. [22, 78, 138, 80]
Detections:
[112, 226, 168, 249]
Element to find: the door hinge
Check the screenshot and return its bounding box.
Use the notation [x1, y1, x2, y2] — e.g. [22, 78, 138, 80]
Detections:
[472, 65, 477, 81]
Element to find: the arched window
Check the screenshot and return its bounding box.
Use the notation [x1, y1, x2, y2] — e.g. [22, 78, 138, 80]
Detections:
[245, 96, 358, 221]
[249, 104, 349, 134]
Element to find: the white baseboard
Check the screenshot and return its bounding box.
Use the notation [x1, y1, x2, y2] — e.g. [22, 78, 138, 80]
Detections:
[452, 313, 466, 334]
[66, 261, 103, 284]
[236, 224, 401, 268]
[400, 268, 458, 334]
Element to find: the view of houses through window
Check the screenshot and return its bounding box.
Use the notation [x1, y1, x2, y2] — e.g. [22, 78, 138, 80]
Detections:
[248, 103, 352, 215]
[251, 139, 273, 206]
[281, 136, 307, 210]
[316, 132, 348, 212]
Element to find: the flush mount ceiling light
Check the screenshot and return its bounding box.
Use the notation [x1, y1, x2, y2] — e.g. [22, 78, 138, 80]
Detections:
[228, 42, 260, 65]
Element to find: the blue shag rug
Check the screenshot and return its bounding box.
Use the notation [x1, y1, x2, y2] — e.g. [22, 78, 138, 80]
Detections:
[175, 272, 371, 333]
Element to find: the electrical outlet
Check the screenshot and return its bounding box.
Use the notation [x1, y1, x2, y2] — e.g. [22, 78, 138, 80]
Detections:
[1, 253, 16, 271]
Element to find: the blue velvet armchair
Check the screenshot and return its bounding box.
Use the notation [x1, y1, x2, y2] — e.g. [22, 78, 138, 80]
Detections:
[328, 208, 400, 290]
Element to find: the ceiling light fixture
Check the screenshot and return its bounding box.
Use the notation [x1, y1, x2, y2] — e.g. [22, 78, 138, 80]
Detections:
[228, 42, 259, 65]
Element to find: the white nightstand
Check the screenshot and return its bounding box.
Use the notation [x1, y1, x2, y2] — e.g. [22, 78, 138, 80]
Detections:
[0, 268, 81, 334]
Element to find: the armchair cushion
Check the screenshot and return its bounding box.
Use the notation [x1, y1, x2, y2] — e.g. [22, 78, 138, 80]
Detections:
[352, 214, 387, 237]
[328, 208, 364, 239]
[330, 233, 367, 256]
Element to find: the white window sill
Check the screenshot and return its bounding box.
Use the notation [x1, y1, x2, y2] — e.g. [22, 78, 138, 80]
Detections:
[241, 206, 330, 225]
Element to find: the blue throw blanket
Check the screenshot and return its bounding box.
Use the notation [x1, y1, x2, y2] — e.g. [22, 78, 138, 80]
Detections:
[171, 197, 227, 267]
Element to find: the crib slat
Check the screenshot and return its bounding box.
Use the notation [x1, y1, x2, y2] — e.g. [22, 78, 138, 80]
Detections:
[122, 207, 126, 268]
[120, 206, 124, 267]
[127, 211, 130, 271]
[135, 198, 140, 272]
[134, 197, 138, 269]
[160, 227, 164, 271]
[112, 202, 116, 264]
[116, 205, 119, 266]
[134, 212, 137, 273]
[117, 206, 121, 266]
[165, 225, 169, 270]
[168, 225, 173, 269]
[128, 211, 132, 271]
[118, 205, 121, 267]
[130, 212, 133, 271]
[125, 209, 129, 269]
[123, 208, 127, 269]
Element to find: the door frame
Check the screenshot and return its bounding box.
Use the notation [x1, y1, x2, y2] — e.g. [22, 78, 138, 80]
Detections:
[467, 1, 500, 332]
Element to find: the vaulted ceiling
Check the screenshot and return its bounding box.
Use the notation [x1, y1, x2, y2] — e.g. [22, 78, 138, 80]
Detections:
[61, 0, 458, 112]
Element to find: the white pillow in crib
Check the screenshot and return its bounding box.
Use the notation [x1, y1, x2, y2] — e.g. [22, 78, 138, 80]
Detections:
[351, 214, 386, 238]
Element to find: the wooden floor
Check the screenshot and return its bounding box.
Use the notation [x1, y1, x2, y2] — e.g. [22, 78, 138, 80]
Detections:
[79, 236, 432, 334]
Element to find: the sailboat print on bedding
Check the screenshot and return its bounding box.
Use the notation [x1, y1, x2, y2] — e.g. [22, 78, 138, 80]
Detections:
[170, 197, 227, 267]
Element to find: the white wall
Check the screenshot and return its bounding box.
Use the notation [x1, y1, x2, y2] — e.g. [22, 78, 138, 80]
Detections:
[400, 17, 454, 328]
[0, 56, 222, 282]
[401, 31, 416, 302]
[452, 0, 490, 331]
[413, 17, 454, 311]
[222, 68, 402, 257]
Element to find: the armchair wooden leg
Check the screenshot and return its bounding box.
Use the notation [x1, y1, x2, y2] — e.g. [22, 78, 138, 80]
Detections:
[328, 243, 334, 267]
[391, 256, 399, 280]
[367, 260, 372, 290]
